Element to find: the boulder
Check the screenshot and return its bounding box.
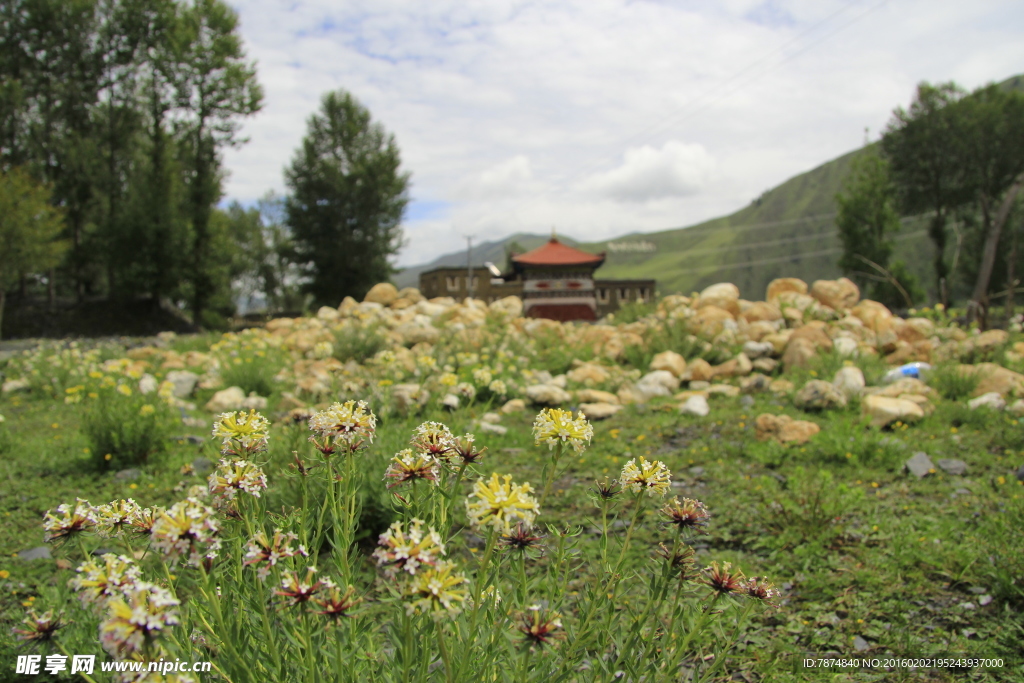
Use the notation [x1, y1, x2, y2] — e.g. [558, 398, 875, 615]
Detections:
[710, 353, 752, 379]
[936, 458, 968, 476]
[316, 305, 340, 321]
[961, 363, 1024, 397]
[699, 282, 740, 302]
[740, 373, 772, 394]
[241, 393, 268, 411]
[782, 337, 818, 370]
[525, 384, 572, 405]
[743, 341, 774, 359]
[204, 386, 247, 412]
[740, 301, 783, 323]
[635, 370, 680, 398]
[968, 392, 1006, 411]
[567, 363, 611, 386]
[810, 277, 860, 311]
[490, 296, 524, 318]
[833, 366, 866, 399]
[754, 413, 820, 444]
[397, 287, 426, 304]
[1009, 399, 1024, 416]
[576, 389, 620, 405]
[766, 278, 808, 302]
[707, 384, 740, 398]
[364, 283, 399, 306]
[580, 402, 623, 420]
[751, 358, 779, 374]
[770, 379, 795, 394]
[138, 374, 158, 395]
[166, 370, 199, 399]
[679, 395, 710, 417]
[650, 351, 687, 378]
[789, 323, 834, 351]
[974, 329, 1009, 353]
[793, 380, 848, 411]
[501, 398, 527, 414]
[850, 300, 892, 332]
[690, 305, 735, 337]
[862, 395, 925, 428]
[833, 337, 859, 358]
[685, 358, 713, 382]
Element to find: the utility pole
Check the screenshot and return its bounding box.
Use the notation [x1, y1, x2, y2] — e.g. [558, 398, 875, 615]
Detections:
[465, 235, 474, 300]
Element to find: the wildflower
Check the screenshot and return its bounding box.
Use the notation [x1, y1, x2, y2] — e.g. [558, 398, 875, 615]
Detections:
[116, 383, 132, 396]
[488, 379, 507, 396]
[11, 609, 63, 642]
[702, 561, 746, 596]
[129, 506, 163, 537]
[661, 497, 711, 534]
[619, 457, 672, 497]
[308, 401, 377, 450]
[275, 567, 329, 609]
[71, 554, 143, 611]
[499, 523, 545, 553]
[532, 408, 594, 454]
[518, 604, 564, 648]
[466, 473, 540, 534]
[208, 458, 268, 501]
[212, 409, 271, 455]
[451, 433, 486, 465]
[742, 576, 781, 606]
[410, 421, 456, 460]
[100, 582, 180, 656]
[372, 519, 445, 576]
[290, 452, 317, 477]
[384, 449, 440, 489]
[112, 648, 198, 683]
[95, 499, 144, 538]
[404, 561, 468, 620]
[313, 583, 362, 622]
[244, 529, 308, 581]
[439, 372, 458, 387]
[150, 498, 221, 567]
[655, 543, 699, 582]
[43, 498, 98, 543]
[472, 368, 493, 386]
[455, 382, 476, 400]
[590, 478, 621, 501]
[139, 404, 156, 417]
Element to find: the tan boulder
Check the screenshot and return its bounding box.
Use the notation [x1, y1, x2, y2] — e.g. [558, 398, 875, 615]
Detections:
[899, 318, 934, 343]
[762, 331, 793, 355]
[364, 282, 399, 306]
[697, 283, 741, 316]
[576, 389, 620, 405]
[204, 386, 247, 412]
[766, 278, 808, 302]
[739, 373, 772, 393]
[567, 362, 611, 386]
[580, 402, 623, 420]
[960, 363, 1024, 397]
[525, 384, 572, 405]
[501, 398, 527, 414]
[789, 323, 833, 351]
[650, 350, 687, 378]
[397, 287, 425, 304]
[770, 379, 795, 394]
[690, 305, 735, 337]
[685, 358, 713, 382]
[710, 353, 752, 378]
[850, 300, 893, 332]
[490, 296, 524, 318]
[740, 301, 783, 323]
[755, 413, 820, 444]
[810, 278, 859, 311]
[862, 395, 924, 428]
[752, 357, 779, 374]
[865, 378, 935, 399]
[782, 337, 818, 370]
[974, 329, 1010, 353]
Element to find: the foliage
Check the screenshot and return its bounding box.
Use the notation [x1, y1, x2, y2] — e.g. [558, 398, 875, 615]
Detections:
[285, 90, 410, 307]
[332, 320, 389, 364]
[835, 149, 901, 286]
[77, 380, 176, 470]
[928, 362, 982, 401]
[756, 466, 866, 549]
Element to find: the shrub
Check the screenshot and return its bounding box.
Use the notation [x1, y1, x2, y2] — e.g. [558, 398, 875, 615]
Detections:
[756, 466, 865, 548]
[928, 361, 981, 400]
[333, 320, 388, 363]
[79, 383, 176, 470]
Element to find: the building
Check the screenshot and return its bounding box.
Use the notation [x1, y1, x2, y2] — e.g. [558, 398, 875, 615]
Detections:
[418, 237, 656, 321]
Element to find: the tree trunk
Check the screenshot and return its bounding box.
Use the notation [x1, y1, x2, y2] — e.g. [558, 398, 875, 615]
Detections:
[969, 175, 1024, 326]
[1006, 226, 1017, 326]
[929, 211, 948, 307]
[0, 288, 5, 340]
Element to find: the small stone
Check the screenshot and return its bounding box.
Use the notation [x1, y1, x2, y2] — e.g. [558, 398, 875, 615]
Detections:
[204, 386, 247, 412]
[979, 595, 993, 606]
[793, 380, 848, 411]
[862, 395, 925, 428]
[742, 341, 774, 359]
[525, 384, 572, 405]
[579, 402, 623, 420]
[967, 392, 1006, 411]
[936, 459, 967, 476]
[166, 370, 200, 399]
[958, 602, 976, 610]
[441, 393, 460, 410]
[833, 366, 866, 398]
[477, 421, 507, 435]
[115, 468, 142, 481]
[18, 546, 52, 561]
[138, 374, 158, 394]
[739, 373, 771, 394]
[679, 395, 710, 417]
[852, 636, 870, 652]
[501, 398, 527, 414]
[905, 452, 935, 478]
[740, 395, 755, 408]
[241, 393, 268, 411]
[688, 466, 705, 477]
[688, 380, 710, 390]
[481, 412, 502, 424]
[967, 586, 987, 595]
[191, 457, 214, 474]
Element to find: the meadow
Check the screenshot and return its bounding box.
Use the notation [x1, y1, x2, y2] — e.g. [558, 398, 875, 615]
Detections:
[1, 279, 1022, 682]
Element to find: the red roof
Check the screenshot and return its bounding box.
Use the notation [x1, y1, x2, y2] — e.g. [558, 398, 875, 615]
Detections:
[512, 238, 605, 267]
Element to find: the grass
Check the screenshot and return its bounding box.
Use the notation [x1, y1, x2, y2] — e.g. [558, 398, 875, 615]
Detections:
[1, 332, 1023, 682]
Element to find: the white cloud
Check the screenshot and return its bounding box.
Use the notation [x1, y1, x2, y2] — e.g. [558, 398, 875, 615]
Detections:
[218, 0, 1024, 267]
[576, 141, 716, 202]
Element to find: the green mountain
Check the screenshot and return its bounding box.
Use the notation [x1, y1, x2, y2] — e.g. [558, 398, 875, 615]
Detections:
[397, 73, 1023, 301]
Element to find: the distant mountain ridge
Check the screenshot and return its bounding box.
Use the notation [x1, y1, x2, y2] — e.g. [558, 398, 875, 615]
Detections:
[396, 73, 1023, 300]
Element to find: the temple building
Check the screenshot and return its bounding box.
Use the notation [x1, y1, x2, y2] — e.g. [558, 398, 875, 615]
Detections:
[418, 237, 656, 321]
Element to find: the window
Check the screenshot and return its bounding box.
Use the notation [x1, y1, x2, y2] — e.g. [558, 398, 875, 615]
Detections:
[596, 288, 610, 304]
[446, 276, 460, 292]
[618, 288, 629, 302]
[637, 288, 649, 303]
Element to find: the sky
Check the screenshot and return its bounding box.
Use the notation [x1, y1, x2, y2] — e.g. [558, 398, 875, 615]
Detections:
[220, 0, 1024, 268]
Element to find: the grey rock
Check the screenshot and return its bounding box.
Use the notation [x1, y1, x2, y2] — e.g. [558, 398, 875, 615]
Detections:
[979, 595, 993, 606]
[740, 395, 755, 408]
[852, 636, 870, 652]
[18, 546, 52, 561]
[739, 373, 771, 395]
[1016, 465, 1024, 482]
[679, 395, 710, 417]
[166, 370, 200, 398]
[937, 459, 968, 476]
[115, 468, 142, 481]
[967, 586, 987, 595]
[793, 380, 848, 411]
[905, 452, 935, 478]
[688, 466, 705, 477]
[958, 602, 976, 610]
[191, 457, 214, 475]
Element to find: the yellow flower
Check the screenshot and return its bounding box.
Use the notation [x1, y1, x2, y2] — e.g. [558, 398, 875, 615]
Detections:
[0, 570, 9, 579]
[404, 561, 468, 620]
[212, 409, 270, 454]
[116, 384, 132, 397]
[100, 582, 180, 656]
[439, 372, 458, 387]
[619, 457, 672, 497]
[532, 408, 594, 454]
[372, 519, 445, 576]
[465, 473, 540, 533]
[139, 404, 155, 417]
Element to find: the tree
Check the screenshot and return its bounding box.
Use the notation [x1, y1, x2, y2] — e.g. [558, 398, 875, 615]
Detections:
[835, 148, 901, 285]
[882, 82, 970, 305]
[0, 167, 67, 337]
[285, 90, 410, 306]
